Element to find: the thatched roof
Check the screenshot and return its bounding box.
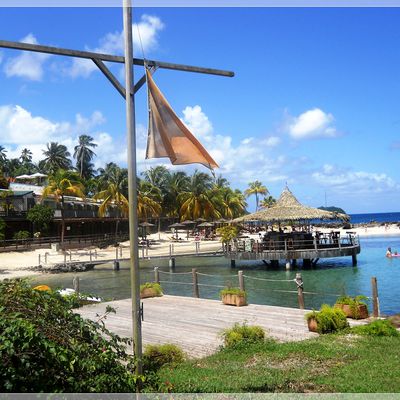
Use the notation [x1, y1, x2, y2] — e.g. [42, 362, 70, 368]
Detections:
[233, 186, 349, 223]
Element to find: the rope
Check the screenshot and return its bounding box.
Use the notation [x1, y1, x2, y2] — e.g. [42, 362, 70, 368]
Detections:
[196, 272, 238, 278]
[242, 275, 294, 283]
[158, 270, 192, 275]
[197, 283, 225, 289]
[158, 280, 193, 286]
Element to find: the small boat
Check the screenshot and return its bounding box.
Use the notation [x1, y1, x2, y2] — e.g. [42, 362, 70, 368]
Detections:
[58, 288, 102, 303]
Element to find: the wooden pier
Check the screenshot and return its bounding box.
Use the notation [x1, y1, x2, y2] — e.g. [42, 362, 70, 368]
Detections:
[227, 232, 361, 267]
[77, 295, 366, 357]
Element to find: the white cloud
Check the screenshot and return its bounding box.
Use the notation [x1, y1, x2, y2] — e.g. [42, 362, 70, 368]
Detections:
[181, 105, 213, 141]
[288, 108, 338, 139]
[68, 15, 164, 79]
[4, 34, 50, 81]
[262, 136, 281, 147]
[312, 163, 399, 194]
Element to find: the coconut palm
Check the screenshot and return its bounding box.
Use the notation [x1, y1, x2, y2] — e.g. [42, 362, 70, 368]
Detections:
[244, 180, 269, 211]
[42, 170, 84, 247]
[94, 166, 129, 239]
[20, 148, 33, 164]
[137, 180, 162, 220]
[0, 146, 8, 164]
[260, 195, 276, 209]
[74, 135, 97, 179]
[42, 142, 72, 174]
[178, 171, 219, 220]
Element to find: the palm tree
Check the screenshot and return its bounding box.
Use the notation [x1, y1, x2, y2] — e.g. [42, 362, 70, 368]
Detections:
[260, 195, 276, 209]
[137, 180, 162, 220]
[42, 170, 85, 247]
[178, 171, 220, 220]
[42, 142, 72, 174]
[93, 166, 129, 239]
[0, 146, 8, 164]
[244, 180, 268, 211]
[74, 135, 97, 179]
[20, 148, 33, 164]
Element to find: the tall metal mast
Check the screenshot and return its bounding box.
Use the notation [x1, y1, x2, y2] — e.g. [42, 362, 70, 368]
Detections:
[123, 0, 142, 374]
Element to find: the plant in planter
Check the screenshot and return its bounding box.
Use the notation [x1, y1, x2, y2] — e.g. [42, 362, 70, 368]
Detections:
[335, 295, 369, 319]
[140, 282, 163, 299]
[220, 287, 247, 307]
[305, 304, 349, 334]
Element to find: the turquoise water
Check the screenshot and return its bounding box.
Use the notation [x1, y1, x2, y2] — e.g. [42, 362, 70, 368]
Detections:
[31, 235, 400, 315]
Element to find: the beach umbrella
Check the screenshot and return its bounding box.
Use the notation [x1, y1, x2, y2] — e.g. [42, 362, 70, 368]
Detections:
[139, 221, 155, 239]
[181, 220, 195, 239]
[169, 222, 185, 239]
[195, 217, 206, 223]
[215, 218, 229, 224]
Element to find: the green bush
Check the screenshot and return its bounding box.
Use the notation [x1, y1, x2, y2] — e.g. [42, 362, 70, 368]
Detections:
[335, 295, 369, 319]
[216, 225, 239, 243]
[0, 218, 5, 241]
[221, 322, 265, 347]
[0, 279, 143, 392]
[27, 204, 54, 234]
[351, 319, 400, 337]
[140, 282, 163, 296]
[220, 287, 246, 298]
[306, 304, 349, 334]
[143, 343, 185, 372]
[13, 230, 30, 240]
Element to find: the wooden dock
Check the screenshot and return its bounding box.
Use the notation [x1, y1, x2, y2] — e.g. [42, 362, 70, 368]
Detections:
[78, 295, 321, 357]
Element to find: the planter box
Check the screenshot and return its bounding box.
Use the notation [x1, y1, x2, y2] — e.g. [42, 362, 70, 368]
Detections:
[140, 287, 162, 299]
[222, 293, 247, 307]
[335, 304, 369, 319]
[307, 317, 318, 333]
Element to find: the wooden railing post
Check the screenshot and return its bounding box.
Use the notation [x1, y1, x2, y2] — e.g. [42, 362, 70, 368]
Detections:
[295, 273, 305, 309]
[371, 276, 380, 317]
[238, 270, 245, 292]
[73, 276, 80, 306]
[154, 266, 160, 284]
[192, 268, 199, 298]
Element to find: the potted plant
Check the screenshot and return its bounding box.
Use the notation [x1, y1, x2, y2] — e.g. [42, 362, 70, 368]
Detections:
[305, 304, 349, 334]
[335, 295, 369, 319]
[140, 282, 163, 299]
[220, 287, 247, 307]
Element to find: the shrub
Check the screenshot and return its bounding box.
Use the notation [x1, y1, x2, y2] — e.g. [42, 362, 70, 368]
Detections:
[0, 218, 5, 240]
[306, 304, 349, 334]
[143, 344, 185, 372]
[335, 295, 369, 319]
[351, 319, 400, 337]
[140, 282, 163, 296]
[0, 279, 142, 392]
[221, 322, 265, 347]
[216, 225, 239, 244]
[13, 230, 30, 240]
[220, 287, 246, 298]
[27, 204, 54, 235]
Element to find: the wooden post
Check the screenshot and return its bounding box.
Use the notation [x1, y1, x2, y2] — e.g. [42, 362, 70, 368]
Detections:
[38, 253, 41, 265]
[371, 276, 380, 317]
[64, 252, 67, 266]
[69, 251, 72, 261]
[120, 246, 123, 257]
[230, 259, 236, 268]
[192, 268, 199, 298]
[95, 249, 97, 259]
[89, 250, 93, 262]
[116, 247, 119, 261]
[238, 270, 245, 292]
[154, 266, 159, 284]
[352, 254, 357, 266]
[295, 273, 305, 309]
[169, 244, 172, 258]
[73, 276, 80, 305]
[313, 237, 317, 250]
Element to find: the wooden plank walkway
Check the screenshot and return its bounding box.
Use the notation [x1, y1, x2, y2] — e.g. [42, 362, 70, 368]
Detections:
[78, 295, 321, 357]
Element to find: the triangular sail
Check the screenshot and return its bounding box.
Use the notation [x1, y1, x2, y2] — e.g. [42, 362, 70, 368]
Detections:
[145, 69, 218, 170]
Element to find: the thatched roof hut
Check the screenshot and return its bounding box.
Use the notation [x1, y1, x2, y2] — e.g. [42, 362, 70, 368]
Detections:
[233, 186, 349, 223]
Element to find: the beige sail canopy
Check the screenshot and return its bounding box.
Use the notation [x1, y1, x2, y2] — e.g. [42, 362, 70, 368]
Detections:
[145, 69, 218, 170]
[233, 186, 349, 223]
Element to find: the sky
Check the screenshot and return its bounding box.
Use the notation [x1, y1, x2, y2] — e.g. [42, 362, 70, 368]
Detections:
[0, 7, 400, 213]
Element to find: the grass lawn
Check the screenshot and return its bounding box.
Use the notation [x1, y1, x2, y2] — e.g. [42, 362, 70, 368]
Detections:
[156, 334, 400, 393]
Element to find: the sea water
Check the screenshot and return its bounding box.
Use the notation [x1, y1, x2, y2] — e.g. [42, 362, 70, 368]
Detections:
[32, 235, 400, 315]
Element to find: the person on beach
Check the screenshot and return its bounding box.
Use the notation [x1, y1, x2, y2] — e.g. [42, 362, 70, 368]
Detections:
[386, 247, 392, 257]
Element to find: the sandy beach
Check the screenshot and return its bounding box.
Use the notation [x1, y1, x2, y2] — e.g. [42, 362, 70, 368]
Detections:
[1, 224, 400, 282]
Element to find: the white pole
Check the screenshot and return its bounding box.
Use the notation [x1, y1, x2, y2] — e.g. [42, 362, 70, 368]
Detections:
[123, 0, 142, 374]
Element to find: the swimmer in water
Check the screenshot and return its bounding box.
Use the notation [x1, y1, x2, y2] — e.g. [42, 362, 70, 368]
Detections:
[386, 247, 392, 257]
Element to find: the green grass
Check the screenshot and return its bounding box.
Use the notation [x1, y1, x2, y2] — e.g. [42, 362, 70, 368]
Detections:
[156, 334, 400, 393]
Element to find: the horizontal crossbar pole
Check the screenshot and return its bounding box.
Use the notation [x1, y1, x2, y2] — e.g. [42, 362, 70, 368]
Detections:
[0, 40, 234, 77]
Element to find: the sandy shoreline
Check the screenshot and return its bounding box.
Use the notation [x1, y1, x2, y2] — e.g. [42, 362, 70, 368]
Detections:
[1, 224, 400, 282]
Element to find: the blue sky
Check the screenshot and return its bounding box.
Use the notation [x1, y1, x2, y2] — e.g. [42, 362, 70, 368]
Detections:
[0, 7, 400, 213]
